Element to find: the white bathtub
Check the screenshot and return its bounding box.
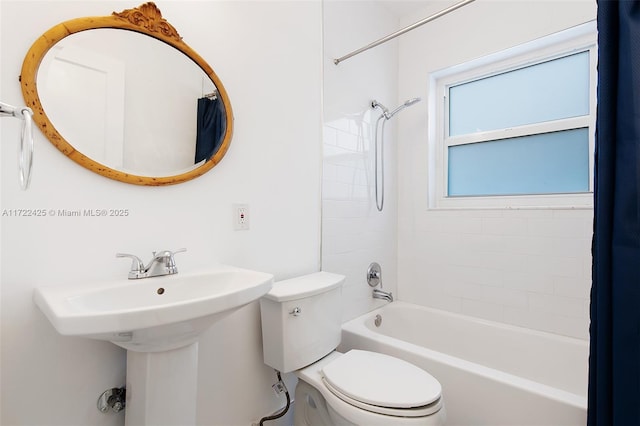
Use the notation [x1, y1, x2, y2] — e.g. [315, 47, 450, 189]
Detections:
[339, 301, 588, 426]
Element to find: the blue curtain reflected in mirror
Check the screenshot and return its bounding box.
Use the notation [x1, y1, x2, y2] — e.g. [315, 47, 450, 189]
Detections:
[195, 96, 226, 163]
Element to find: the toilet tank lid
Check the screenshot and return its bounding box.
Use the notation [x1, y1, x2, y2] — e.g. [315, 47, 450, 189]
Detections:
[263, 272, 345, 302]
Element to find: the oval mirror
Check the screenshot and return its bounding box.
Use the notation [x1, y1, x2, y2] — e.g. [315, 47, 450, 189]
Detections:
[20, 2, 233, 185]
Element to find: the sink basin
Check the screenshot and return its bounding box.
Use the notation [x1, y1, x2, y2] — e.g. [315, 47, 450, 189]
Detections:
[34, 264, 273, 352]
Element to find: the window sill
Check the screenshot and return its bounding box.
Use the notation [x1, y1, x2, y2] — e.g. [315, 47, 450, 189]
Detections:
[428, 192, 593, 211]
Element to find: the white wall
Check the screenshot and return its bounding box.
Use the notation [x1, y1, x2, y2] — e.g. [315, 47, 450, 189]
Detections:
[322, 1, 403, 322]
[397, 0, 596, 339]
[0, 1, 321, 425]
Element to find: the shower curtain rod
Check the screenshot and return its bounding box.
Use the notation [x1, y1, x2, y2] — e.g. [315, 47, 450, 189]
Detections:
[333, 0, 476, 65]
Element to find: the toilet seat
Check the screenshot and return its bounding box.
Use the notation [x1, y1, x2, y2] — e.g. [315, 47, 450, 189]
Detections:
[321, 350, 442, 418]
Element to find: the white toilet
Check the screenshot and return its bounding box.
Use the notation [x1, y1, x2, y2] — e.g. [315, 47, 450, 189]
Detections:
[259, 272, 445, 425]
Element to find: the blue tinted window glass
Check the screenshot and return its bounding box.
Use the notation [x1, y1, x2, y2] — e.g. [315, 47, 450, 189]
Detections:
[447, 128, 590, 196]
[449, 52, 590, 136]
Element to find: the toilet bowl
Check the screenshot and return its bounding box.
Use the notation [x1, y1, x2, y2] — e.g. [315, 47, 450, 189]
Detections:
[259, 272, 445, 425]
[294, 351, 445, 425]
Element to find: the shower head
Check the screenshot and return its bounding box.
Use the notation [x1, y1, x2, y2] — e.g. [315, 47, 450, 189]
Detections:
[404, 97, 422, 107]
[387, 97, 422, 119]
[372, 97, 422, 120]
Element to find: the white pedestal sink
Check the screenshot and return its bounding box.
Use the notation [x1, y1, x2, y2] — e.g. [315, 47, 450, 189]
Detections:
[33, 265, 273, 425]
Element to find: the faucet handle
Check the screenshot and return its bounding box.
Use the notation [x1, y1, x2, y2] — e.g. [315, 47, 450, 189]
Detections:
[151, 248, 187, 257]
[116, 253, 145, 279]
[367, 262, 382, 287]
[167, 248, 186, 270]
[150, 248, 186, 274]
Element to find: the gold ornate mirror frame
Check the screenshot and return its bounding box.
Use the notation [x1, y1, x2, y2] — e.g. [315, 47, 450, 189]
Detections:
[20, 2, 234, 185]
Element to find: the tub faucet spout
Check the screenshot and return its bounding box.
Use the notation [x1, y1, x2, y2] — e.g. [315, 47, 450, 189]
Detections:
[372, 288, 393, 302]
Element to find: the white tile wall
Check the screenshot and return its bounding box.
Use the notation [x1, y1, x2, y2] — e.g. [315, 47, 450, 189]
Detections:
[322, 112, 399, 320]
[322, 1, 400, 322]
[396, 1, 596, 340]
[399, 208, 593, 339]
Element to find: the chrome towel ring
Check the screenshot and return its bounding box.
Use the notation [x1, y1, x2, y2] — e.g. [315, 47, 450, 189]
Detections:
[1, 101, 34, 190]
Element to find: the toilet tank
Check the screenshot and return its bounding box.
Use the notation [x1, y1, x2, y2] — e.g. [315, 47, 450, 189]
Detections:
[260, 272, 345, 373]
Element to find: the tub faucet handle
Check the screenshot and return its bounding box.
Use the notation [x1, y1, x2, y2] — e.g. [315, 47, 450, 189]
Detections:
[367, 262, 382, 287]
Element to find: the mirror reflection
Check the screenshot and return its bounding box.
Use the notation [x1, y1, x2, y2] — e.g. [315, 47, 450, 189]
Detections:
[38, 29, 225, 176]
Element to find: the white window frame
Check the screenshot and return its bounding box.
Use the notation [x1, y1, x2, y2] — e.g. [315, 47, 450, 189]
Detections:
[428, 21, 597, 210]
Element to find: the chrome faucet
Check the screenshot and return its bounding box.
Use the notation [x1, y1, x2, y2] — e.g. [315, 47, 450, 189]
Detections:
[372, 288, 394, 302]
[116, 248, 186, 279]
[367, 262, 393, 302]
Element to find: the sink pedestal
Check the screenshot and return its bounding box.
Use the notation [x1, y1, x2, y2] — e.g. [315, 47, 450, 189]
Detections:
[125, 343, 199, 426]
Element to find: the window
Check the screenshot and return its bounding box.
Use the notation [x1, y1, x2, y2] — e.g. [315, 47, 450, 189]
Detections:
[428, 22, 597, 209]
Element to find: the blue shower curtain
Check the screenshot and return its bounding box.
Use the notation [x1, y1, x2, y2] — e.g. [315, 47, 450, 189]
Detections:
[588, 1, 640, 425]
[195, 96, 226, 163]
